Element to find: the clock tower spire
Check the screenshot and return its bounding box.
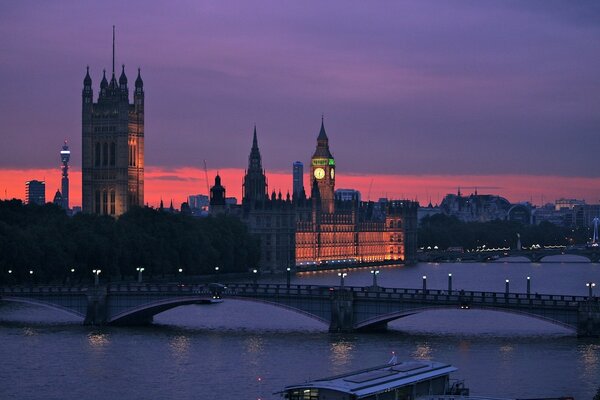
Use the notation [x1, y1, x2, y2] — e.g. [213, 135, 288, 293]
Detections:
[310, 117, 335, 213]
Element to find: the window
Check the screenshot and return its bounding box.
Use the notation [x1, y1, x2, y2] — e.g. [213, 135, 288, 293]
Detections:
[95, 143, 101, 166]
[110, 142, 116, 166]
[102, 190, 108, 214]
[102, 143, 108, 166]
[95, 190, 100, 214]
[110, 190, 116, 215]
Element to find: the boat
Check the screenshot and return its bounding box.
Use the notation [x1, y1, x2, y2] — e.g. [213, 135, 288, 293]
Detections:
[278, 359, 469, 399]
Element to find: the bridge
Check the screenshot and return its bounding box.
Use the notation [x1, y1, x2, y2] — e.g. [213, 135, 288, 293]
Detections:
[417, 247, 600, 263]
[1, 283, 599, 337]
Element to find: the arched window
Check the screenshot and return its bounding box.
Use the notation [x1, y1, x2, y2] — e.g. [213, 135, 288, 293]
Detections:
[102, 190, 108, 214]
[110, 190, 116, 215]
[110, 142, 116, 166]
[95, 190, 101, 214]
[102, 143, 108, 166]
[95, 143, 101, 166]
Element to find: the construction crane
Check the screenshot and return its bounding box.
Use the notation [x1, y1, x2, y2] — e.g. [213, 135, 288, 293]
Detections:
[203, 160, 210, 195]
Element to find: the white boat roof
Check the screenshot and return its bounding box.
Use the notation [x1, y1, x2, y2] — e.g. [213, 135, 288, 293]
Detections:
[283, 361, 457, 398]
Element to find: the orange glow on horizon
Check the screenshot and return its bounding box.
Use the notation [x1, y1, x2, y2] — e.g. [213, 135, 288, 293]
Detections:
[0, 166, 599, 209]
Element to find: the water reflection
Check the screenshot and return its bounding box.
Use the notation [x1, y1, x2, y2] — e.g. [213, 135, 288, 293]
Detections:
[412, 342, 432, 360]
[169, 334, 190, 360]
[87, 332, 109, 349]
[329, 339, 354, 369]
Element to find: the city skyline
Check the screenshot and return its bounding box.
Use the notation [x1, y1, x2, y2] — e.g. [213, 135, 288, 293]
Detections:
[1, 2, 600, 206]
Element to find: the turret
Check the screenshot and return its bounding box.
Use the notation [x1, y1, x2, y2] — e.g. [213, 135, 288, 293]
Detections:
[100, 69, 108, 98]
[82, 66, 93, 106]
[119, 65, 128, 88]
[134, 68, 144, 111]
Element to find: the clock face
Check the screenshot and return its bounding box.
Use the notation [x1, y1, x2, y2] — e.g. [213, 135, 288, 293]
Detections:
[330, 168, 335, 179]
[314, 167, 325, 179]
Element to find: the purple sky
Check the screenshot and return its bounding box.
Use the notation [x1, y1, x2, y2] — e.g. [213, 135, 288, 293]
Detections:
[1, 1, 600, 180]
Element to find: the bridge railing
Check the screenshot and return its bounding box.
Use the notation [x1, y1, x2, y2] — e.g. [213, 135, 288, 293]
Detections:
[0, 285, 89, 295]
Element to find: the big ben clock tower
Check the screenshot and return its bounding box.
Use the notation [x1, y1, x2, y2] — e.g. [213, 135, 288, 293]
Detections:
[311, 118, 335, 213]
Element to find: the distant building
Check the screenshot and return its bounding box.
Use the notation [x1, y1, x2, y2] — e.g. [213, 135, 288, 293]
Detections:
[52, 190, 63, 207]
[335, 188, 361, 202]
[293, 161, 304, 198]
[188, 194, 209, 210]
[60, 140, 70, 210]
[440, 189, 511, 222]
[418, 202, 442, 222]
[555, 198, 585, 211]
[82, 29, 144, 216]
[25, 180, 45, 205]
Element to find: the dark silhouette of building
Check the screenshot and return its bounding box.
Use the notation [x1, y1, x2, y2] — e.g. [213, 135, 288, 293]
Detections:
[293, 161, 304, 198]
[60, 140, 70, 210]
[209, 174, 227, 214]
[52, 190, 63, 207]
[25, 180, 45, 205]
[82, 27, 144, 216]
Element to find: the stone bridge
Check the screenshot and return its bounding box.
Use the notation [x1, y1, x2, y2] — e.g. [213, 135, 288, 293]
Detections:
[417, 248, 600, 263]
[1, 283, 599, 337]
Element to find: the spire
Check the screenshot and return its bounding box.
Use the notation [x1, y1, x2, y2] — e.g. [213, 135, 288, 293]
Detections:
[119, 64, 127, 86]
[317, 115, 328, 141]
[252, 125, 258, 149]
[83, 66, 92, 86]
[135, 68, 143, 88]
[100, 69, 108, 89]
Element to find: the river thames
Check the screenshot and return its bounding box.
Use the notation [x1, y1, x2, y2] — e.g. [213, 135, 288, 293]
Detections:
[1, 257, 599, 399]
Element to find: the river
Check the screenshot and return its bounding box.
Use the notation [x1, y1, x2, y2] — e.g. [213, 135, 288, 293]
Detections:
[1, 257, 599, 399]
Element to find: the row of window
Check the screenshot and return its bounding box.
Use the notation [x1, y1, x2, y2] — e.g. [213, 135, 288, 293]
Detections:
[94, 126, 117, 133]
[95, 190, 116, 215]
[93, 142, 139, 167]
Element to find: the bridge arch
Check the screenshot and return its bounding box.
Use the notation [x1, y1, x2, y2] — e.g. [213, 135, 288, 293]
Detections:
[354, 305, 576, 332]
[219, 296, 331, 326]
[1, 296, 86, 320]
[108, 296, 217, 324]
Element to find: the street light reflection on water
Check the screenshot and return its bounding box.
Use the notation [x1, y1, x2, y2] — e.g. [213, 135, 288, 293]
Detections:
[329, 340, 354, 373]
[169, 335, 190, 359]
[87, 332, 110, 349]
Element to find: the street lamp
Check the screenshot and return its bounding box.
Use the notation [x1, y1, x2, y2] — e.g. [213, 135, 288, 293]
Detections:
[448, 273, 453, 293]
[422, 275, 427, 292]
[286, 267, 291, 288]
[215, 266, 220, 276]
[136, 267, 145, 283]
[526, 276, 531, 296]
[253, 268, 258, 286]
[338, 272, 347, 288]
[505, 279, 510, 295]
[586, 282, 596, 299]
[371, 270, 380, 287]
[92, 269, 101, 286]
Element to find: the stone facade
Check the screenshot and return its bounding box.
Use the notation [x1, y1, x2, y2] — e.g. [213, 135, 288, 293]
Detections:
[81, 62, 144, 216]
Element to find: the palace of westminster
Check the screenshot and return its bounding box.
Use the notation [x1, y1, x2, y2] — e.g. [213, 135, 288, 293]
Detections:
[81, 54, 418, 272]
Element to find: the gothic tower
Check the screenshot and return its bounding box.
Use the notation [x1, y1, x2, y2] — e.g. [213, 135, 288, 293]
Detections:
[310, 118, 335, 213]
[82, 27, 144, 216]
[60, 140, 70, 210]
[242, 126, 268, 206]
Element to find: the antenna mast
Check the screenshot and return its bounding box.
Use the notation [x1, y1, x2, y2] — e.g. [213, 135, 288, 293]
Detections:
[203, 160, 210, 196]
[112, 25, 115, 75]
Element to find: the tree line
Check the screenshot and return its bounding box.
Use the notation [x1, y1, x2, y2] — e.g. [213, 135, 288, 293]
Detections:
[418, 213, 592, 250]
[0, 200, 260, 284]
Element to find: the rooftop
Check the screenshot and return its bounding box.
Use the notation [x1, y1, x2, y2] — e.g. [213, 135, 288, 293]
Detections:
[282, 360, 457, 398]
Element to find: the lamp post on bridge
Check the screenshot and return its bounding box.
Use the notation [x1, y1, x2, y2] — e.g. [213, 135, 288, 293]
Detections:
[92, 269, 101, 286]
[286, 267, 291, 288]
[136, 267, 145, 283]
[338, 272, 347, 289]
[422, 275, 427, 293]
[448, 273, 453, 293]
[371, 270, 379, 287]
[586, 282, 596, 299]
[505, 279, 510, 296]
[252, 268, 258, 286]
[526, 276, 531, 296]
[215, 266, 219, 277]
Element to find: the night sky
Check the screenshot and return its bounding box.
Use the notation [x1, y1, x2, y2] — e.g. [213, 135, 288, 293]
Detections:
[1, 1, 599, 206]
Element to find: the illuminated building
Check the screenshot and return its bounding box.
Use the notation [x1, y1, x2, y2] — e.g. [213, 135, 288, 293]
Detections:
[60, 140, 70, 210]
[25, 180, 45, 205]
[82, 28, 144, 216]
[222, 120, 418, 272]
